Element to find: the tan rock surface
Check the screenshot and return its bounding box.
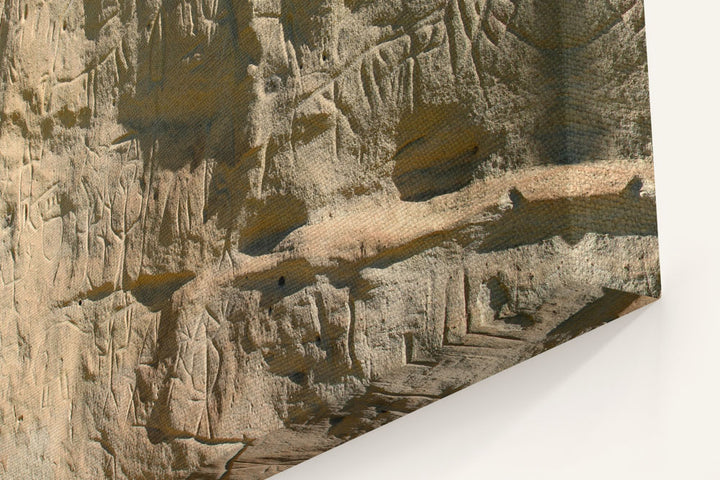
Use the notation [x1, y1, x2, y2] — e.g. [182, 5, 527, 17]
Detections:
[0, 1, 658, 478]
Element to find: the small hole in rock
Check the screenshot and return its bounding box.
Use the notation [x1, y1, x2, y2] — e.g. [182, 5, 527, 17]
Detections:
[278, 276, 285, 287]
[288, 371, 306, 385]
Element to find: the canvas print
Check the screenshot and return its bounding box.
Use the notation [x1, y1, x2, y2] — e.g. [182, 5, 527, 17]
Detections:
[0, 0, 659, 478]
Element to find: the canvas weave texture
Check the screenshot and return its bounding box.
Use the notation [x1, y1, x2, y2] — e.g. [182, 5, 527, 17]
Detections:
[0, 1, 659, 478]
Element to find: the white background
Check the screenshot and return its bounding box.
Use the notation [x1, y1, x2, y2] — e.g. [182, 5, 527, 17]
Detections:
[279, 1, 720, 478]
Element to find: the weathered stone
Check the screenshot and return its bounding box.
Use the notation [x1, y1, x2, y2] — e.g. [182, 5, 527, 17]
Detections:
[0, 1, 658, 478]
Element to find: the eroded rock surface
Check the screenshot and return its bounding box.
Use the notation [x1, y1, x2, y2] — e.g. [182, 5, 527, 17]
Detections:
[0, 1, 658, 478]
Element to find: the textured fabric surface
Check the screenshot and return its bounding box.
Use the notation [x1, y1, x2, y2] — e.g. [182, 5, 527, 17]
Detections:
[0, 1, 658, 478]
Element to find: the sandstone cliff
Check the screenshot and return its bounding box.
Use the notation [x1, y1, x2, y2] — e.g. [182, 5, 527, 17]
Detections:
[0, 1, 658, 478]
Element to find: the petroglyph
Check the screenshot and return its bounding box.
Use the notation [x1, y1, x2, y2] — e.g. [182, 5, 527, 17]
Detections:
[0, 1, 657, 478]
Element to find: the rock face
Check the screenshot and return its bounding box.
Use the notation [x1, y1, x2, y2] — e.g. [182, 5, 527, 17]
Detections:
[0, 1, 658, 478]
